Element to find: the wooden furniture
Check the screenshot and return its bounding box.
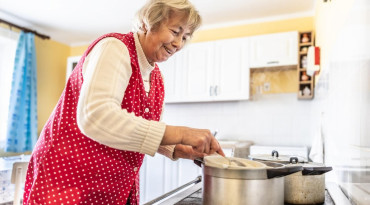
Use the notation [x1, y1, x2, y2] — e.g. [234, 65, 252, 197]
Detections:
[297, 31, 315, 100]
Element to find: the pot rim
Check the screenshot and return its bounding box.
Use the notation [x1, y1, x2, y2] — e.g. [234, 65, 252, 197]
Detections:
[202, 161, 303, 180]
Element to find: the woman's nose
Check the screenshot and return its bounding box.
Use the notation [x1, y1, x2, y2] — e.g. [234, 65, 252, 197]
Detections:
[172, 36, 184, 49]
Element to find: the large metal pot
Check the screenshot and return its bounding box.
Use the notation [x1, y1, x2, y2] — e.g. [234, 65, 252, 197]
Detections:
[194, 156, 302, 205]
[249, 151, 332, 204]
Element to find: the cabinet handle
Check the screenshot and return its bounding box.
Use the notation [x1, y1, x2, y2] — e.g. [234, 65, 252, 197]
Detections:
[214, 86, 218, 96]
[267, 61, 279, 64]
[209, 86, 213, 96]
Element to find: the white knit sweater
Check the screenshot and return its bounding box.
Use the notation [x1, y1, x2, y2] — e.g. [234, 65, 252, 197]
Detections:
[76, 33, 175, 159]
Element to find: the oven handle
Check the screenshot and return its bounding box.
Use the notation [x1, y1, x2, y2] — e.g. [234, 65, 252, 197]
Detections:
[143, 176, 202, 205]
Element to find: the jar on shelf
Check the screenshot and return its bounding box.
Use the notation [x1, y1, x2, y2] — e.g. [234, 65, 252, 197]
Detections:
[301, 71, 309, 81]
[303, 86, 311, 96]
[301, 33, 310, 43]
[300, 46, 308, 53]
[301, 56, 307, 68]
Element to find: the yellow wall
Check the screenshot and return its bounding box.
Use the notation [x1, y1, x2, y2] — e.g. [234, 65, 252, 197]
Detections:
[35, 37, 70, 133]
[71, 45, 88, 56]
[314, 0, 354, 82]
[193, 17, 314, 43]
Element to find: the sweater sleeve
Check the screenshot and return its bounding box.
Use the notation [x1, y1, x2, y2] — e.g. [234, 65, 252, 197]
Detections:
[76, 37, 166, 156]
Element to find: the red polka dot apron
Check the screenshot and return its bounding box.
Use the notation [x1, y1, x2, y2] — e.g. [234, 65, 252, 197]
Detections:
[23, 32, 165, 205]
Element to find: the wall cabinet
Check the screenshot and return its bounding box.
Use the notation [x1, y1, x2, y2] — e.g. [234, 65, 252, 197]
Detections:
[213, 38, 250, 101]
[249, 31, 298, 68]
[159, 37, 250, 103]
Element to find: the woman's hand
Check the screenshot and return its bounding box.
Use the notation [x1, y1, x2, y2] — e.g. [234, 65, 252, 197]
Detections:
[173, 144, 205, 160]
[162, 125, 225, 156]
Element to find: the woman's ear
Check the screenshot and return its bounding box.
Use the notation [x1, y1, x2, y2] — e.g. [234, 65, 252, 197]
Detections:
[141, 23, 148, 34]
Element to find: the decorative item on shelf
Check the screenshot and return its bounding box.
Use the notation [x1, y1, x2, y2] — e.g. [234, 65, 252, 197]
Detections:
[303, 86, 311, 96]
[301, 71, 309, 81]
[300, 46, 308, 53]
[301, 55, 307, 68]
[301, 33, 310, 43]
[307, 46, 321, 76]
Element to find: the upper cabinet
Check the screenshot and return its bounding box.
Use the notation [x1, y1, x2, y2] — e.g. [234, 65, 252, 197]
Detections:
[213, 38, 250, 101]
[159, 37, 250, 103]
[249, 31, 298, 68]
[159, 31, 299, 103]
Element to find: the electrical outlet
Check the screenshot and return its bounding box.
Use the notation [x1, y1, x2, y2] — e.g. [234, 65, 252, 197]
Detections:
[263, 82, 270, 92]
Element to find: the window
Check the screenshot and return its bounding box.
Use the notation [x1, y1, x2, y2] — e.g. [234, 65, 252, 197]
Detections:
[0, 28, 18, 150]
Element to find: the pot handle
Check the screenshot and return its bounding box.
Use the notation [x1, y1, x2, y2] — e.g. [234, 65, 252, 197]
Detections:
[194, 157, 204, 168]
[302, 166, 333, 175]
[271, 150, 279, 158]
[266, 166, 303, 179]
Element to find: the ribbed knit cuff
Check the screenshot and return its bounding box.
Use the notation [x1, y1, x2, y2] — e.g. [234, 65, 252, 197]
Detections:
[133, 120, 166, 156]
[157, 145, 177, 161]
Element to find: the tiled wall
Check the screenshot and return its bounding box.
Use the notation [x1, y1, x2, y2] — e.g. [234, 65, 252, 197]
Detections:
[163, 93, 315, 148]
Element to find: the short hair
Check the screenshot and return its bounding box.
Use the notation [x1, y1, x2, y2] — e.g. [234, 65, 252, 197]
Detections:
[134, 0, 202, 36]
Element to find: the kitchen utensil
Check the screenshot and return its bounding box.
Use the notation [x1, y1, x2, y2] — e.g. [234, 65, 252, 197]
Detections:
[194, 155, 303, 205]
[249, 150, 332, 204]
[213, 131, 246, 167]
[213, 153, 246, 167]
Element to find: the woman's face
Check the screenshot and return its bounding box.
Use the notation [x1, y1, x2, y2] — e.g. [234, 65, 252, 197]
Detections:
[141, 11, 192, 64]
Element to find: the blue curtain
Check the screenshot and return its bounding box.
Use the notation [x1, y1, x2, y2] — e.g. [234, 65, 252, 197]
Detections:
[5, 31, 38, 152]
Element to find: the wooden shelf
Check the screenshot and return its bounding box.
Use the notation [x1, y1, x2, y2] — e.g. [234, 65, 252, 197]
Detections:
[300, 42, 312, 46]
[297, 31, 315, 100]
[297, 94, 314, 100]
[299, 81, 312, 84]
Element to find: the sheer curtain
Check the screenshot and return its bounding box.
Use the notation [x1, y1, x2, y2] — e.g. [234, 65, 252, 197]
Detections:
[0, 28, 18, 150]
[5, 31, 38, 152]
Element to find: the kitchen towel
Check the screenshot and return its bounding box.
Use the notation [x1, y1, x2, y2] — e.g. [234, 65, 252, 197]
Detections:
[309, 112, 324, 163]
[306, 46, 320, 76]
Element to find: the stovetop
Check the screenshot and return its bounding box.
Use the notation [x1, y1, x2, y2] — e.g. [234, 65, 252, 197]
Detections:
[174, 188, 335, 205]
[154, 181, 336, 205]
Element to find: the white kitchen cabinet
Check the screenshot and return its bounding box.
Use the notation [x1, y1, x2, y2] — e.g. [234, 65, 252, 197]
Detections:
[158, 38, 250, 103]
[158, 51, 187, 103]
[139, 154, 201, 203]
[213, 37, 250, 101]
[249, 31, 298, 68]
[182, 41, 215, 102]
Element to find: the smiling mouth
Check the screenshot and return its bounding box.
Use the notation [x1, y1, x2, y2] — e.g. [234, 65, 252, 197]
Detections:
[164, 46, 173, 55]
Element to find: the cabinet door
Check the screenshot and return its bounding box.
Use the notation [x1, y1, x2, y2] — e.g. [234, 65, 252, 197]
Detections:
[249, 31, 298, 68]
[158, 51, 186, 103]
[214, 38, 250, 100]
[182, 42, 215, 102]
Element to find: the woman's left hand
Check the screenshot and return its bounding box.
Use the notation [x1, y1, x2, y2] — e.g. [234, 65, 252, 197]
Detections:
[173, 144, 206, 160]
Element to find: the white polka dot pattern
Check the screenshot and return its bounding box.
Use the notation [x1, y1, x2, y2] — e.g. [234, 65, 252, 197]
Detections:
[23, 32, 165, 205]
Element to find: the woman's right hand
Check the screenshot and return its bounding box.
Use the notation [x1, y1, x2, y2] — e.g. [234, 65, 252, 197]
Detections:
[162, 125, 224, 156]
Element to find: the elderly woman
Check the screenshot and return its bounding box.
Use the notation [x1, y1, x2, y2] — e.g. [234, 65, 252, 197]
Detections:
[23, 0, 224, 204]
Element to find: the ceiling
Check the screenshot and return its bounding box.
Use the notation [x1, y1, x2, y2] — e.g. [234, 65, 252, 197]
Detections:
[0, 0, 315, 46]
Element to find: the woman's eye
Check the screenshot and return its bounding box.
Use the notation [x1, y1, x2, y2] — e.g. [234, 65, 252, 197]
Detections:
[171, 30, 179, 35]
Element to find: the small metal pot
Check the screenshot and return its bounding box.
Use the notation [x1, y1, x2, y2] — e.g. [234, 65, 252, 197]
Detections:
[249, 151, 333, 204]
[194, 157, 302, 205]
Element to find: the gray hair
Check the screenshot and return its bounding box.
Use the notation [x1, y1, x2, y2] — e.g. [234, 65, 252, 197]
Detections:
[133, 0, 202, 36]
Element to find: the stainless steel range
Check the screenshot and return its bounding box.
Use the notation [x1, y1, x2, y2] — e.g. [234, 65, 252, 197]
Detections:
[144, 176, 347, 205]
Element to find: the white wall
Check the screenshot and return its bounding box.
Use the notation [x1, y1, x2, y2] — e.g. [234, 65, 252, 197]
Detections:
[163, 93, 314, 148]
[311, 0, 370, 186]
